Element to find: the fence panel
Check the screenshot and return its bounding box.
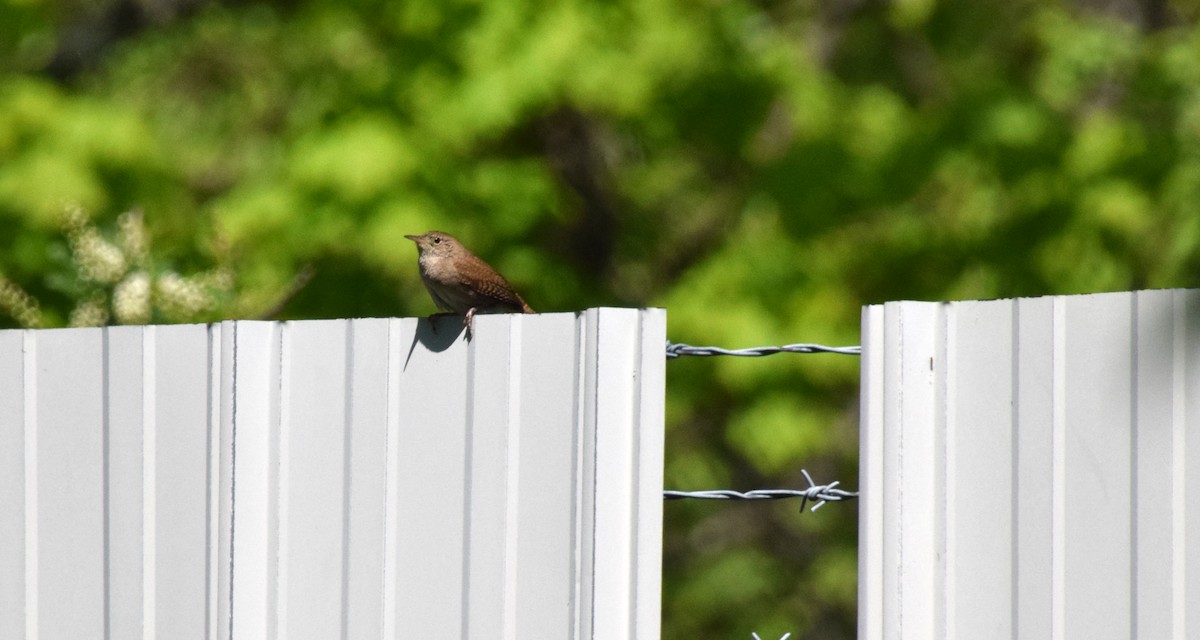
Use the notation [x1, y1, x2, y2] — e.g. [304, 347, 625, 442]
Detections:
[860, 289, 1200, 640]
[0, 308, 664, 640]
[0, 331, 24, 637]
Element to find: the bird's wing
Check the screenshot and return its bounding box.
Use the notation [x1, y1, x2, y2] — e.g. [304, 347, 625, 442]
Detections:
[458, 254, 532, 312]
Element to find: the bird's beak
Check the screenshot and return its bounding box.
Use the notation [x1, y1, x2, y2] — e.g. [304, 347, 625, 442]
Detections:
[404, 234, 420, 242]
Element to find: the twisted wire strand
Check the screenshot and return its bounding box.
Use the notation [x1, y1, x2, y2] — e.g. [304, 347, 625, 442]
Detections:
[666, 341, 861, 359]
[664, 470, 858, 512]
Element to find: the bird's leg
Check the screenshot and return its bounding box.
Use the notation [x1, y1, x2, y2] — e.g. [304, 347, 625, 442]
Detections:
[464, 307, 478, 340]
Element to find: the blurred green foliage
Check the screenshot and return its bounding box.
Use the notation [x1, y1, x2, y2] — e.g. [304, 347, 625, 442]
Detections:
[3, 0, 1200, 636]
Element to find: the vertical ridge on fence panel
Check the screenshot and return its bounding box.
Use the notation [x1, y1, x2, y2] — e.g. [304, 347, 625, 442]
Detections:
[1185, 292, 1200, 640]
[0, 330, 25, 637]
[895, 302, 942, 640]
[1013, 296, 1054, 638]
[387, 317, 470, 637]
[945, 301, 1015, 638]
[224, 321, 280, 640]
[1132, 290, 1175, 638]
[38, 329, 107, 639]
[344, 318, 390, 640]
[577, 310, 600, 638]
[24, 331, 38, 640]
[461, 314, 521, 638]
[513, 312, 588, 639]
[862, 289, 1200, 640]
[215, 322, 234, 640]
[275, 320, 351, 640]
[864, 301, 942, 639]
[208, 323, 225, 640]
[381, 319, 403, 640]
[104, 326, 146, 639]
[152, 324, 215, 640]
[580, 308, 667, 640]
[1063, 294, 1134, 638]
[1139, 288, 1200, 640]
[858, 305, 885, 639]
[632, 308, 666, 640]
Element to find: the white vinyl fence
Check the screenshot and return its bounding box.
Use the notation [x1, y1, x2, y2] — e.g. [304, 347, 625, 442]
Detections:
[0, 308, 665, 640]
[14, 287, 1198, 640]
[860, 289, 1200, 639]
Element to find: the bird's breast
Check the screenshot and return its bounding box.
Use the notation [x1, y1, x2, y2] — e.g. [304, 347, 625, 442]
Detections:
[418, 254, 457, 284]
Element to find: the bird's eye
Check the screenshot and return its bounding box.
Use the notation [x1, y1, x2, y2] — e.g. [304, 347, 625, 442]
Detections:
[432, 237, 441, 244]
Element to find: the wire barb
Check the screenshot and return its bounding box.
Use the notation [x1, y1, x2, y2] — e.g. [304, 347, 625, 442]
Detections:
[665, 340, 861, 359]
[664, 469, 858, 512]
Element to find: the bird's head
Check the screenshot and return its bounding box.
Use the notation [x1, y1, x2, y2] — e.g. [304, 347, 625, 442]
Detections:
[404, 230, 461, 258]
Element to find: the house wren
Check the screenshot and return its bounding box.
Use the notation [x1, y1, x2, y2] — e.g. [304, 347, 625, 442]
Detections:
[404, 231, 534, 335]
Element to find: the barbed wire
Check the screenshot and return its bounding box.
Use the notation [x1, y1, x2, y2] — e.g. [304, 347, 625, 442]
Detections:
[666, 341, 861, 359]
[664, 469, 857, 512]
[665, 339, 852, 629]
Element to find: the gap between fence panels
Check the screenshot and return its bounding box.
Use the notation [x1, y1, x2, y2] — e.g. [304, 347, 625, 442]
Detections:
[663, 341, 862, 508]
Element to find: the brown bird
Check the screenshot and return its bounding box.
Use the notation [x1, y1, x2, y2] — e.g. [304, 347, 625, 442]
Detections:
[404, 230, 534, 336]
